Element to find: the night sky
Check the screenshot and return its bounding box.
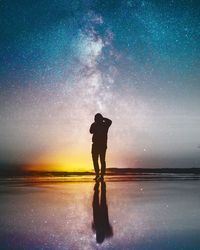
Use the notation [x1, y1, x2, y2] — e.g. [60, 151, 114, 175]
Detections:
[0, 0, 200, 171]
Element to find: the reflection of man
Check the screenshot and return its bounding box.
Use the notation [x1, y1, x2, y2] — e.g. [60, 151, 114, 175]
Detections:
[92, 181, 113, 244]
[90, 113, 112, 181]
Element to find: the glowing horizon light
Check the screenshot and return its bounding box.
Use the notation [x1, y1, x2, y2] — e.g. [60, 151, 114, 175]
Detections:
[24, 150, 93, 172]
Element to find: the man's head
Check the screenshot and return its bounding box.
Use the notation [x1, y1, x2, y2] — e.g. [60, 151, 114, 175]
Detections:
[94, 113, 103, 123]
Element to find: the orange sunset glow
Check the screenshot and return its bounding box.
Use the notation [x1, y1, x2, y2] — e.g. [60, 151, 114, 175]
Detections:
[24, 150, 92, 172]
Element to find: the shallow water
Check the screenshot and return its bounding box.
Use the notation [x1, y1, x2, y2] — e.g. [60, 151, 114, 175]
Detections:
[0, 179, 200, 250]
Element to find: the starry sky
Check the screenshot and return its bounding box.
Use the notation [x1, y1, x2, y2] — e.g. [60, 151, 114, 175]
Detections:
[0, 0, 200, 171]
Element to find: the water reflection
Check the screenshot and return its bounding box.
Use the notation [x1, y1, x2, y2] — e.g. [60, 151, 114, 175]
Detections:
[92, 181, 113, 244]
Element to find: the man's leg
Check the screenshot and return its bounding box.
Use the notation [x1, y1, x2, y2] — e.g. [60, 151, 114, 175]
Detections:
[92, 146, 99, 177]
[100, 149, 106, 177]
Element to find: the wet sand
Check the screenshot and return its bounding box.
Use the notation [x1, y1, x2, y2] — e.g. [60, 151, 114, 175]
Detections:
[0, 178, 200, 250]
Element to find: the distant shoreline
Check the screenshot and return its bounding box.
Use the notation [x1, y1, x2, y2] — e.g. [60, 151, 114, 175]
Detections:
[0, 167, 199, 178]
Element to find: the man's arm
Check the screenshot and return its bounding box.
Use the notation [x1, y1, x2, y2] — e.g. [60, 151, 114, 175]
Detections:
[89, 123, 96, 134]
[103, 117, 112, 127]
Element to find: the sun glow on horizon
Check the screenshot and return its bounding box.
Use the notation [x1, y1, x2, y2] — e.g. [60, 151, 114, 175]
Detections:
[24, 151, 92, 172]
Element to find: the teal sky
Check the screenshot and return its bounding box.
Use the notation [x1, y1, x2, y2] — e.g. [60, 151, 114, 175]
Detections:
[0, 0, 200, 169]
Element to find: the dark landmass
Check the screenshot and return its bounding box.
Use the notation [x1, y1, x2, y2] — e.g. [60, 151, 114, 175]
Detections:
[107, 167, 200, 174]
[0, 167, 200, 178]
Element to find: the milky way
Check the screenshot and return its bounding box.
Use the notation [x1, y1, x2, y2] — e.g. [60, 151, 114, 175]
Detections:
[0, 0, 200, 170]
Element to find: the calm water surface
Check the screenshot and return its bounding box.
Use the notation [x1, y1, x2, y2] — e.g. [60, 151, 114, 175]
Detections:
[0, 178, 200, 250]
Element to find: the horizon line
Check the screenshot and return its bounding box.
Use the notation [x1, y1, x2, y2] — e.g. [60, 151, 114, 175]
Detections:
[0, 167, 200, 177]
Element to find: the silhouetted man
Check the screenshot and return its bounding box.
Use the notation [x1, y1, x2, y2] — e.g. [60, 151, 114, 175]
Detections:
[90, 113, 112, 181]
